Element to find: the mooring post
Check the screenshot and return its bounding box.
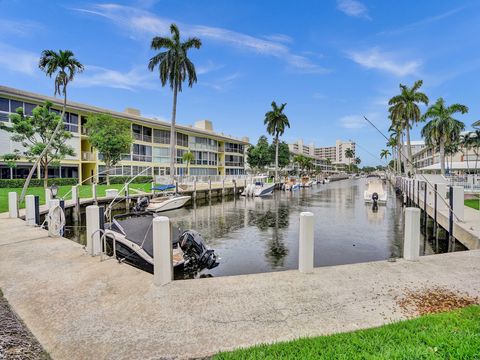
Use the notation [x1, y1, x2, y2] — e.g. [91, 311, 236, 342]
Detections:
[433, 184, 438, 238]
[222, 179, 225, 196]
[452, 186, 464, 222]
[193, 179, 197, 200]
[299, 212, 314, 273]
[25, 195, 35, 225]
[34, 195, 40, 225]
[86, 205, 100, 256]
[448, 186, 454, 244]
[92, 182, 97, 205]
[233, 179, 237, 196]
[125, 184, 130, 209]
[99, 206, 105, 231]
[8, 192, 18, 218]
[436, 183, 447, 211]
[209, 179, 212, 199]
[404, 207, 420, 261]
[59, 199, 65, 236]
[71, 185, 77, 201]
[153, 216, 172, 286]
[45, 188, 51, 207]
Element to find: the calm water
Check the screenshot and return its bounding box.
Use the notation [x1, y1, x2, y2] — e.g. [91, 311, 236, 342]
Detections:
[65, 179, 461, 278]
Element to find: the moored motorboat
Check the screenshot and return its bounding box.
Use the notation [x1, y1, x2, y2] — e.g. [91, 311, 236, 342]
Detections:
[146, 184, 191, 212]
[104, 212, 219, 274]
[364, 179, 387, 204]
[241, 176, 275, 197]
[300, 176, 313, 188]
[284, 177, 299, 191]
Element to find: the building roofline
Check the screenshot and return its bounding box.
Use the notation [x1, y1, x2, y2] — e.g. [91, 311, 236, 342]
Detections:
[0, 85, 249, 145]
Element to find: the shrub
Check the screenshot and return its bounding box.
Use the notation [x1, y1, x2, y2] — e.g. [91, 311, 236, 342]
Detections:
[105, 176, 154, 184]
[0, 178, 79, 188]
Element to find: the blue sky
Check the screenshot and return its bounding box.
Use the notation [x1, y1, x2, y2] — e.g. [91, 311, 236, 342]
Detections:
[1, 0, 479, 166]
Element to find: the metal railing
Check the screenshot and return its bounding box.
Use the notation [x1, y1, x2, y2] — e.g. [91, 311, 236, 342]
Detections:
[81, 151, 95, 161]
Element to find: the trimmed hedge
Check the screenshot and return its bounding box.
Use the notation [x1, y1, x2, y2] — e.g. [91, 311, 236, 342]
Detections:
[106, 176, 154, 184]
[0, 178, 79, 188]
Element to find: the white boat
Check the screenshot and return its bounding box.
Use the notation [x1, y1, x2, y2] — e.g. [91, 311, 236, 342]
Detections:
[364, 179, 387, 204]
[146, 184, 191, 212]
[300, 176, 314, 188]
[284, 177, 299, 191]
[241, 176, 275, 197]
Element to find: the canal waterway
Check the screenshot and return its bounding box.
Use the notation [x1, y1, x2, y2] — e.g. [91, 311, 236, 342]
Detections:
[65, 178, 464, 278]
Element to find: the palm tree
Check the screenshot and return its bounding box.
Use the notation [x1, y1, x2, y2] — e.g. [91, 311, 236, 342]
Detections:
[148, 24, 201, 181]
[388, 117, 404, 174]
[344, 148, 354, 172]
[380, 149, 391, 161]
[182, 151, 194, 176]
[19, 50, 83, 203]
[264, 101, 290, 183]
[421, 98, 468, 175]
[460, 132, 473, 174]
[389, 80, 429, 175]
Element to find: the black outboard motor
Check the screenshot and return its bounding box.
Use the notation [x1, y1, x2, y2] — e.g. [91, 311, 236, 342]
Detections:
[179, 230, 219, 270]
[133, 197, 149, 212]
[372, 192, 379, 205]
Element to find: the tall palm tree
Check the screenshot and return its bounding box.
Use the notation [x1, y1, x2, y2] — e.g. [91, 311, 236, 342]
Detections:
[421, 98, 468, 175]
[148, 24, 201, 181]
[380, 149, 391, 161]
[345, 148, 354, 172]
[19, 50, 83, 203]
[182, 151, 194, 176]
[389, 80, 429, 175]
[460, 132, 473, 174]
[264, 101, 290, 183]
[388, 117, 404, 174]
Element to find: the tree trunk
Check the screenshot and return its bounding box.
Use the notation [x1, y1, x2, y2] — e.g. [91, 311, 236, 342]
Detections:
[105, 160, 110, 186]
[169, 85, 178, 183]
[19, 89, 68, 205]
[274, 134, 279, 183]
[439, 140, 446, 176]
[43, 159, 48, 189]
[405, 125, 413, 175]
[396, 137, 402, 174]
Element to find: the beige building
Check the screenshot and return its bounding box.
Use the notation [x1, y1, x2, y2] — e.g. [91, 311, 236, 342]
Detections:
[0, 85, 249, 182]
[288, 139, 356, 165]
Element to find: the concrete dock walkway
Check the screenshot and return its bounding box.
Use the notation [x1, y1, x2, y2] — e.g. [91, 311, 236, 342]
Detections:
[0, 217, 479, 359]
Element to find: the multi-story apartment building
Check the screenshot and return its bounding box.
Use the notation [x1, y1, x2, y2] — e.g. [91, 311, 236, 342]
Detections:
[288, 139, 356, 166]
[411, 134, 479, 173]
[0, 86, 249, 183]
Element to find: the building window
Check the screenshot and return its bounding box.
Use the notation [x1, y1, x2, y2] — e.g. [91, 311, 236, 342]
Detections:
[225, 142, 244, 153]
[133, 144, 152, 162]
[153, 147, 170, 163]
[132, 124, 142, 141]
[176, 132, 188, 147]
[153, 129, 170, 144]
[64, 112, 79, 133]
[10, 100, 23, 112]
[176, 149, 186, 163]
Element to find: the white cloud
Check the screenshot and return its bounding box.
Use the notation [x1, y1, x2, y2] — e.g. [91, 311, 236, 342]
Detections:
[262, 33, 293, 44]
[0, 19, 43, 38]
[74, 65, 154, 91]
[337, 0, 370, 19]
[347, 47, 421, 76]
[0, 42, 38, 75]
[73, 4, 328, 74]
[201, 72, 241, 91]
[340, 114, 367, 129]
[196, 60, 224, 75]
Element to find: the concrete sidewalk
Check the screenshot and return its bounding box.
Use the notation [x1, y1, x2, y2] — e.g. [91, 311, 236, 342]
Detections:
[0, 217, 479, 359]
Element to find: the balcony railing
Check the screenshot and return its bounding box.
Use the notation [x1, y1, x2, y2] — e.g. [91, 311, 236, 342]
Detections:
[81, 151, 95, 161]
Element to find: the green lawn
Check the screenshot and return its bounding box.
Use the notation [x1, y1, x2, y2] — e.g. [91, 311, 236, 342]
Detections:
[214, 305, 480, 360]
[465, 198, 479, 210]
[0, 183, 152, 213]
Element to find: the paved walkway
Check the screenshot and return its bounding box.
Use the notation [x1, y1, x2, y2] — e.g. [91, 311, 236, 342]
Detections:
[0, 217, 479, 359]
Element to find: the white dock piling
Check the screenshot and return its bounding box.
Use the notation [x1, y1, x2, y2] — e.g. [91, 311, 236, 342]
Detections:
[71, 185, 78, 201]
[153, 216, 172, 286]
[25, 195, 36, 226]
[452, 186, 464, 222]
[45, 188, 51, 207]
[299, 212, 314, 273]
[92, 183, 97, 204]
[86, 205, 101, 256]
[436, 184, 447, 211]
[8, 192, 18, 218]
[403, 207, 420, 261]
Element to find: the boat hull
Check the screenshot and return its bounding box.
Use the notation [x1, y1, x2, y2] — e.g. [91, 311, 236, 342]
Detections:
[147, 195, 191, 212]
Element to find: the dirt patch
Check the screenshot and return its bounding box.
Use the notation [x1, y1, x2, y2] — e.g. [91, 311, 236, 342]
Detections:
[397, 286, 480, 317]
[0, 290, 50, 360]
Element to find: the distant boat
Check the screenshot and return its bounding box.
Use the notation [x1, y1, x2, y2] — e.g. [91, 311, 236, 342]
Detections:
[242, 176, 275, 197]
[146, 184, 191, 212]
[364, 179, 387, 204]
[300, 176, 314, 188]
[284, 177, 299, 191]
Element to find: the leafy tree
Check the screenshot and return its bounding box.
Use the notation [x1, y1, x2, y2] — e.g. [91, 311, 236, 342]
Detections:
[148, 24, 201, 181]
[0, 102, 75, 188]
[293, 154, 313, 175]
[182, 151, 194, 176]
[84, 114, 133, 185]
[388, 80, 429, 174]
[247, 136, 271, 172]
[264, 101, 290, 182]
[268, 141, 290, 169]
[380, 149, 391, 160]
[421, 98, 467, 175]
[18, 50, 83, 202]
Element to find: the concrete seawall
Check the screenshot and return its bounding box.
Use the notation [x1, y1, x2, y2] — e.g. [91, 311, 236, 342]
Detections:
[1, 216, 479, 359]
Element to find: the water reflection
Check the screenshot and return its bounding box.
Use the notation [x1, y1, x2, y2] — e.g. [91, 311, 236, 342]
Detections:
[65, 179, 463, 278]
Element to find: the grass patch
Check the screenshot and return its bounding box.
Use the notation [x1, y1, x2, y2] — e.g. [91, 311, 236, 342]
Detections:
[0, 183, 152, 213]
[465, 199, 479, 210]
[214, 305, 480, 359]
